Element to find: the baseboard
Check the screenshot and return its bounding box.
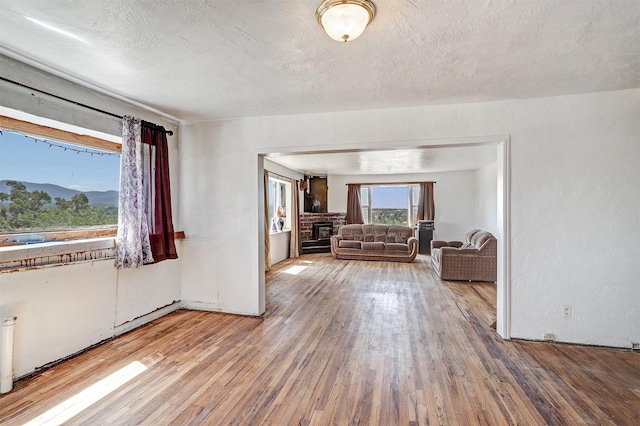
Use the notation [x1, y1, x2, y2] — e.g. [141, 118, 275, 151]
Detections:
[114, 301, 181, 336]
[180, 300, 261, 317]
[180, 300, 222, 312]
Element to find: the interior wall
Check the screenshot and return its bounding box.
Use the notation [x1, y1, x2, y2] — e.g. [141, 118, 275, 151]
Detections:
[269, 232, 291, 265]
[264, 158, 304, 182]
[1, 262, 116, 377]
[180, 88, 639, 348]
[265, 159, 303, 265]
[178, 120, 261, 314]
[1, 257, 181, 378]
[476, 162, 498, 235]
[328, 171, 479, 241]
[0, 54, 183, 378]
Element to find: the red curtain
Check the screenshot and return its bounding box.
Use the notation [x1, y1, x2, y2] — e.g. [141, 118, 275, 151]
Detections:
[141, 121, 177, 262]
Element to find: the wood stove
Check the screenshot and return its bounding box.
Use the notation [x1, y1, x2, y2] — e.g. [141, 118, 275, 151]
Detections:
[312, 222, 333, 240]
[302, 221, 334, 254]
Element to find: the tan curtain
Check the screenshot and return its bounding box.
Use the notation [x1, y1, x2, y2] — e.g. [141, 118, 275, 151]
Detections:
[264, 170, 271, 272]
[346, 184, 364, 224]
[416, 182, 435, 221]
[290, 179, 301, 258]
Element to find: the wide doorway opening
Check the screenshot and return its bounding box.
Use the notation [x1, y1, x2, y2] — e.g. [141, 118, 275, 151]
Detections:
[258, 136, 510, 338]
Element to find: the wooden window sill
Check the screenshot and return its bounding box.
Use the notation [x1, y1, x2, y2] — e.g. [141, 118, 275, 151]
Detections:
[0, 231, 185, 271]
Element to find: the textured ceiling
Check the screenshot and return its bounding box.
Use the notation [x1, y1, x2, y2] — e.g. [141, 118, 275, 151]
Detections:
[0, 0, 638, 123]
[266, 145, 498, 176]
[0, 1, 637, 175]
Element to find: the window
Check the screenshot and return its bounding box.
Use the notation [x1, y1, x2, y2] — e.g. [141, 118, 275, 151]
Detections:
[360, 186, 370, 223]
[360, 184, 420, 227]
[0, 117, 121, 246]
[267, 176, 291, 232]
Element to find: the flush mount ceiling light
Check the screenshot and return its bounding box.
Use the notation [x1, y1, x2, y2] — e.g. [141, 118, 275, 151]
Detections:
[316, 0, 376, 42]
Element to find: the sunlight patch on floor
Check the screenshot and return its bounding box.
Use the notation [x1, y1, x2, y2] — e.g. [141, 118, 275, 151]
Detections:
[24, 361, 147, 426]
[283, 265, 308, 275]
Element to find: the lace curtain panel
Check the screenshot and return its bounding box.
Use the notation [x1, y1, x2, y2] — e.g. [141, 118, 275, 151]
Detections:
[115, 116, 153, 268]
[115, 116, 177, 268]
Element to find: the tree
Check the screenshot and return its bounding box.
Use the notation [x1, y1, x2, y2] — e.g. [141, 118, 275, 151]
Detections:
[55, 197, 72, 210]
[71, 193, 89, 212]
[0, 192, 8, 229]
[0, 181, 118, 231]
[6, 181, 51, 211]
[4, 181, 51, 228]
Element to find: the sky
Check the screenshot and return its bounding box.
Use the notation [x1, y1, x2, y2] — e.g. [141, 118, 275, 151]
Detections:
[0, 130, 121, 192]
[371, 186, 409, 209]
[0, 128, 414, 203]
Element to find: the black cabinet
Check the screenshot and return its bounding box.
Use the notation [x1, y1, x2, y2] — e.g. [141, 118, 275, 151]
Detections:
[417, 220, 434, 254]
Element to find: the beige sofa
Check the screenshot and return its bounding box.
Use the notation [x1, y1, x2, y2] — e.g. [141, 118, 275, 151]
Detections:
[430, 229, 497, 282]
[330, 224, 418, 262]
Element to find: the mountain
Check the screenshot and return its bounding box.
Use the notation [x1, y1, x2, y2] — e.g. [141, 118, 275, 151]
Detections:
[0, 180, 118, 207]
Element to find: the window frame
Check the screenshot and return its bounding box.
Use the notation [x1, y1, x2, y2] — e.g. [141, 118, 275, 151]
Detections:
[0, 115, 122, 247]
[360, 184, 420, 227]
[360, 186, 371, 224]
[408, 184, 419, 227]
[267, 175, 291, 233]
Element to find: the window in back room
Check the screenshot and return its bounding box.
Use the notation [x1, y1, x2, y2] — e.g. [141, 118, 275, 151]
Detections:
[267, 176, 291, 232]
[361, 184, 420, 227]
[0, 128, 121, 245]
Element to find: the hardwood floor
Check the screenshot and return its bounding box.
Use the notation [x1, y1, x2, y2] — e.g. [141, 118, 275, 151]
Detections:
[1, 254, 638, 425]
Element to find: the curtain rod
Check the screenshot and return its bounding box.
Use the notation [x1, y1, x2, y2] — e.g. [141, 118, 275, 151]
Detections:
[268, 171, 295, 182]
[0, 76, 173, 136]
[346, 181, 436, 186]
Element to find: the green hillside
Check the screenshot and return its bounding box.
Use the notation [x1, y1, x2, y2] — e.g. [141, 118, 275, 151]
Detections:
[372, 208, 408, 226]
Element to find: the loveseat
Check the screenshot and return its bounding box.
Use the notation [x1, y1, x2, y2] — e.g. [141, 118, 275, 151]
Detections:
[430, 229, 497, 282]
[330, 224, 418, 262]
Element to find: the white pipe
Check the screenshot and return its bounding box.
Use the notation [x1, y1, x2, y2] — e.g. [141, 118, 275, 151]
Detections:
[1, 317, 17, 394]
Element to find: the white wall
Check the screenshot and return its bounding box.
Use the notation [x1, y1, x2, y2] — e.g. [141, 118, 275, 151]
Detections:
[1, 262, 116, 377]
[328, 171, 479, 241]
[269, 231, 291, 265]
[0, 54, 183, 377]
[265, 159, 302, 265]
[476, 162, 498, 235]
[179, 120, 260, 314]
[264, 158, 304, 183]
[0, 258, 181, 377]
[180, 88, 639, 348]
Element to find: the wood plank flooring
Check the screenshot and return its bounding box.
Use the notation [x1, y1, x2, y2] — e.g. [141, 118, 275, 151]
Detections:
[1, 254, 638, 425]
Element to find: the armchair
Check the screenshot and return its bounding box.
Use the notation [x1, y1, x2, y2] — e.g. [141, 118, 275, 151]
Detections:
[430, 229, 497, 282]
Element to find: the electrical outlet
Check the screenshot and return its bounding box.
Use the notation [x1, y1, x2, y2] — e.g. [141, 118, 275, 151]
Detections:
[632, 342, 639, 350]
[562, 305, 572, 318]
[544, 333, 556, 342]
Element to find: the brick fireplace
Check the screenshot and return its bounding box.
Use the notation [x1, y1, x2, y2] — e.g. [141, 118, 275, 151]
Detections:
[299, 213, 347, 241]
[300, 212, 346, 253]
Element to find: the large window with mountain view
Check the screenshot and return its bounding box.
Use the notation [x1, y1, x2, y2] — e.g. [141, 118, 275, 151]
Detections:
[0, 128, 120, 245]
[360, 184, 420, 227]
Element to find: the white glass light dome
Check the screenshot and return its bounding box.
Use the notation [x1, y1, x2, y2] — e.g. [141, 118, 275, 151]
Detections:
[316, 0, 376, 42]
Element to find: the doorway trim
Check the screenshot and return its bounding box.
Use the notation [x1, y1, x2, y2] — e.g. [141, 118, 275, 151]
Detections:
[255, 134, 511, 339]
